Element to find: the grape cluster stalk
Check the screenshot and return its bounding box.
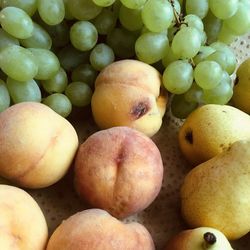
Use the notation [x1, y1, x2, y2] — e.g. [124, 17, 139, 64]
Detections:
[0, 0, 249, 119]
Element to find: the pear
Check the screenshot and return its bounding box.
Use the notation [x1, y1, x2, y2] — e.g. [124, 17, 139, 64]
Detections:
[164, 227, 233, 250]
[178, 104, 250, 166]
[181, 140, 250, 240]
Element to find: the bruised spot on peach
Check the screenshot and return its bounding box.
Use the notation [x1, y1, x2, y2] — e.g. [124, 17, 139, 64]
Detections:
[130, 99, 151, 120]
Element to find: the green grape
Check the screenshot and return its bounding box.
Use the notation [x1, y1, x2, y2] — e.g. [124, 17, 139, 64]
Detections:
[20, 22, 52, 49]
[224, 2, 250, 36]
[209, 0, 239, 20]
[218, 22, 237, 45]
[206, 50, 236, 75]
[0, 79, 10, 112]
[163, 60, 193, 94]
[119, 5, 143, 31]
[193, 45, 216, 64]
[6, 77, 41, 103]
[203, 71, 233, 104]
[141, 0, 174, 32]
[1, 0, 37, 16]
[89, 43, 115, 71]
[92, 0, 115, 7]
[42, 93, 72, 117]
[106, 27, 137, 58]
[186, 0, 209, 19]
[0, 28, 19, 51]
[63, 0, 74, 20]
[135, 32, 169, 64]
[181, 14, 204, 31]
[171, 94, 198, 119]
[194, 60, 223, 89]
[37, 0, 65, 25]
[120, 0, 147, 9]
[58, 45, 90, 72]
[70, 21, 98, 51]
[171, 27, 201, 59]
[92, 9, 116, 35]
[41, 67, 68, 94]
[29, 48, 60, 80]
[184, 82, 204, 103]
[209, 41, 230, 51]
[65, 81, 93, 107]
[0, 6, 33, 39]
[203, 11, 222, 44]
[42, 20, 70, 48]
[68, 0, 102, 20]
[0, 45, 38, 81]
[162, 47, 178, 67]
[71, 64, 98, 87]
[200, 31, 207, 45]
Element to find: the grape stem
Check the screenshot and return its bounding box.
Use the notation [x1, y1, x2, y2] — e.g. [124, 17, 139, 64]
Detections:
[168, 0, 182, 26]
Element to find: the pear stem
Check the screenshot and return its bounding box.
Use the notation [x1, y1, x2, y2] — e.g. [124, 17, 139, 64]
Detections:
[203, 232, 217, 248]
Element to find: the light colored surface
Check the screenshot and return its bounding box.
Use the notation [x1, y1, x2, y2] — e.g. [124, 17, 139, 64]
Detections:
[2, 34, 250, 249]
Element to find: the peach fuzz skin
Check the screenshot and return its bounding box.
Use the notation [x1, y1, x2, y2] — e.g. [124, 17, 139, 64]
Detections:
[46, 209, 155, 250]
[74, 126, 164, 219]
[0, 102, 79, 189]
[0, 184, 48, 250]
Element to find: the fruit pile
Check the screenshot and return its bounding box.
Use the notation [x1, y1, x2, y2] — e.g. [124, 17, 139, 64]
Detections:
[0, 0, 250, 119]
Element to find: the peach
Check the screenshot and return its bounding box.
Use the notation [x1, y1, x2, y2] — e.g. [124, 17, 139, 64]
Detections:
[0, 184, 48, 250]
[91, 59, 168, 137]
[46, 208, 155, 250]
[0, 102, 78, 188]
[74, 126, 164, 219]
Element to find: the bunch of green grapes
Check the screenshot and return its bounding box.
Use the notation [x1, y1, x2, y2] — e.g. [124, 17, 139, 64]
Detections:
[0, 0, 249, 120]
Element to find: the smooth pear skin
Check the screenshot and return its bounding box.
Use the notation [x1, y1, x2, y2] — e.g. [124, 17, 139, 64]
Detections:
[164, 227, 233, 250]
[178, 104, 250, 166]
[181, 140, 250, 240]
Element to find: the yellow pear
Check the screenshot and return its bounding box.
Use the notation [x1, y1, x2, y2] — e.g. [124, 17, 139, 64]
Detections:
[181, 140, 250, 240]
[178, 104, 250, 166]
[164, 227, 233, 250]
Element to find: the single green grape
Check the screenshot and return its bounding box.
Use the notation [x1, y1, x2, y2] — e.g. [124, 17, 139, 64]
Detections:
[71, 64, 98, 87]
[92, 9, 116, 35]
[58, 45, 90, 72]
[42, 20, 70, 48]
[0, 28, 19, 51]
[224, 1, 250, 36]
[0, 79, 10, 112]
[0, 6, 34, 39]
[106, 27, 137, 58]
[163, 60, 193, 94]
[1, 0, 38, 16]
[135, 32, 169, 64]
[20, 22, 52, 49]
[119, 5, 143, 31]
[70, 21, 98, 51]
[41, 67, 68, 94]
[193, 46, 216, 64]
[171, 26, 202, 59]
[0, 45, 38, 81]
[194, 60, 223, 89]
[181, 14, 204, 31]
[63, 0, 74, 20]
[37, 0, 65, 25]
[171, 94, 198, 119]
[162, 47, 179, 67]
[184, 82, 204, 103]
[120, 0, 147, 9]
[42, 93, 72, 117]
[203, 71, 233, 104]
[89, 43, 115, 71]
[29, 48, 60, 80]
[141, 0, 174, 32]
[6, 77, 41, 103]
[209, 0, 239, 20]
[68, 0, 102, 20]
[203, 11, 222, 44]
[186, 0, 209, 19]
[65, 81, 93, 107]
[218, 22, 238, 45]
[92, 0, 115, 7]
